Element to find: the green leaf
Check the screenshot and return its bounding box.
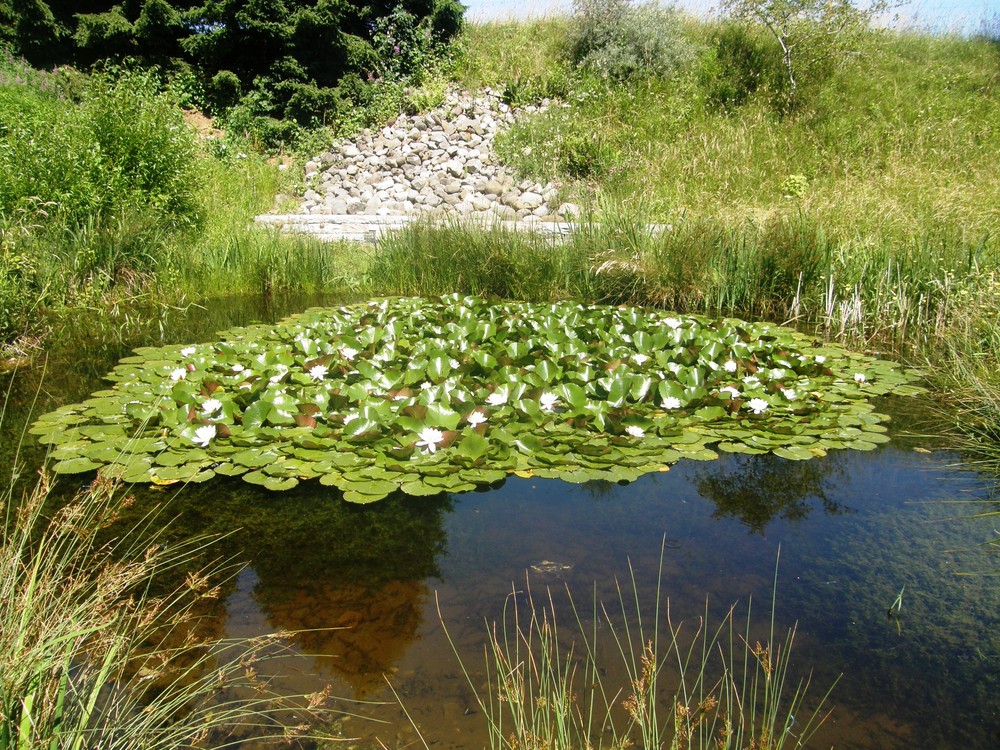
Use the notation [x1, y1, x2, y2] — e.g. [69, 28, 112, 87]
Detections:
[456, 433, 490, 461]
[52, 457, 102, 474]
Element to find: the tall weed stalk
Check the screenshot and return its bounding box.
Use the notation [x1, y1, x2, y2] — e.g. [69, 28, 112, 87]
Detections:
[431, 545, 833, 750]
[0, 463, 336, 748]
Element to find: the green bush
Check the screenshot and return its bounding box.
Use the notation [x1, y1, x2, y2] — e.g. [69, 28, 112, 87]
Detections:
[81, 68, 201, 227]
[0, 63, 200, 230]
[703, 22, 786, 109]
[567, 0, 697, 80]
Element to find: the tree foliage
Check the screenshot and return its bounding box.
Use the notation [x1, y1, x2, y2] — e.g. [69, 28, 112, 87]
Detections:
[2, 0, 465, 128]
[720, 0, 895, 109]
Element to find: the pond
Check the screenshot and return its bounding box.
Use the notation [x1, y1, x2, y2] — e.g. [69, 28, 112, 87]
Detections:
[4, 295, 999, 750]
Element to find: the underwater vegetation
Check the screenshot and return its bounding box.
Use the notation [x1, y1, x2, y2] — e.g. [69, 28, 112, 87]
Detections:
[33, 295, 925, 502]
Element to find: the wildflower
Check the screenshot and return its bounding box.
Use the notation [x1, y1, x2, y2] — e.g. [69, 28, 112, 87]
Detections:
[854, 373, 867, 384]
[467, 411, 488, 427]
[718, 386, 741, 399]
[486, 389, 509, 406]
[309, 364, 329, 381]
[782, 388, 797, 400]
[661, 396, 681, 410]
[420, 381, 433, 390]
[723, 359, 738, 373]
[415, 427, 444, 454]
[192, 424, 216, 447]
[539, 392, 559, 411]
[625, 425, 645, 439]
[743, 375, 761, 387]
[169, 368, 187, 381]
[181, 346, 196, 357]
[201, 399, 222, 414]
[747, 398, 769, 415]
[340, 347, 358, 361]
[815, 355, 826, 364]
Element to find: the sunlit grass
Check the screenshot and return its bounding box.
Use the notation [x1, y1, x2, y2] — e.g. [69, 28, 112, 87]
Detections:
[0, 449, 339, 747]
[421, 546, 834, 750]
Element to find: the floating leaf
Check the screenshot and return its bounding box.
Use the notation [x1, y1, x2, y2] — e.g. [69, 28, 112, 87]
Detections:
[32, 295, 925, 501]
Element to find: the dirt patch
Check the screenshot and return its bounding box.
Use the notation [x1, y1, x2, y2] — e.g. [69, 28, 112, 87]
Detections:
[183, 109, 224, 139]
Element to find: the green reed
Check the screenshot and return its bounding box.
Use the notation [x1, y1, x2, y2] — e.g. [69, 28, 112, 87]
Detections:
[0, 452, 338, 748]
[425, 544, 833, 750]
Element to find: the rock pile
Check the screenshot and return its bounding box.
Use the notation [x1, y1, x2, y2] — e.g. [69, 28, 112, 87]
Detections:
[293, 87, 581, 224]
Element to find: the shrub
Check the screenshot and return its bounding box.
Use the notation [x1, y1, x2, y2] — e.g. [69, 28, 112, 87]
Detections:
[567, 0, 697, 80]
[703, 22, 786, 109]
[207, 68, 241, 113]
[81, 68, 201, 227]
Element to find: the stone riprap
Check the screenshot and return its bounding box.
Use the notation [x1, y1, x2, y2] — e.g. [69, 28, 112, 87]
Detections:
[256, 87, 582, 242]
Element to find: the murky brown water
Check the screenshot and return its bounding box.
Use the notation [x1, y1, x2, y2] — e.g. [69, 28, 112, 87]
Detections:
[5, 296, 999, 749]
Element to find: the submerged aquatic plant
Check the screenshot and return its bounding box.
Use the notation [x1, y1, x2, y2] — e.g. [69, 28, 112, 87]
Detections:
[32, 295, 925, 502]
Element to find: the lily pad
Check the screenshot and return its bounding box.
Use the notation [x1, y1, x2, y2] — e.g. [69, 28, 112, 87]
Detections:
[32, 295, 926, 501]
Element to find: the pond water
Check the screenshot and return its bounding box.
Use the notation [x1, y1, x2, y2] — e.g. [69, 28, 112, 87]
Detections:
[4, 296, 999, 749]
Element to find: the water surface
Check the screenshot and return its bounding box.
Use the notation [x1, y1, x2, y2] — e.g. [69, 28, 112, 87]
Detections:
[4, 296, 998, 749]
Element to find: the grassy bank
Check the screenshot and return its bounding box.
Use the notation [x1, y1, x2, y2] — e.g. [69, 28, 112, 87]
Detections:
[0, 57, 366, 351]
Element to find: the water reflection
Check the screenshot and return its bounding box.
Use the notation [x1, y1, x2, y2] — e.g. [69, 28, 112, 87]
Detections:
[694, 452, 847, 533]
[146, 481, 452, 693]
[3, 297, 999, 749]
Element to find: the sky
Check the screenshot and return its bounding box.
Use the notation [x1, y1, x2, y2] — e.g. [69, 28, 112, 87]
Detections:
[461, 0, 1000, 35]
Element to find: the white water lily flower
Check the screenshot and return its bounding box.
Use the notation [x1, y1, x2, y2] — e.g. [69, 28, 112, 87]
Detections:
[420, 381, 433, 390]
[815, 355, 826, 364]
[747, 398, 769, 415]
[169, 368, 187, 381]
[666, 362, 682, 374]
[486, 389, 509, 406]
[782, 388, 797, 400]
[309, 364, 329, 381]
[467, 410, 488, 427]
[770, 368, 786, 379]
[661, 396, 681, 410]
[192, 424, 216, 448]
[343, 411, 360, 425]
[415, 427, 444, 454]
[743, 375, 761, 387]
[539, 392, 559, 411]
[340, 347, 358, 361]
[181, 346, 196, 357]
[854, 373, 867, 384]
[449, 358, 460, 369]
[625, 425, 645, 439]
[632, 353, 649, 365]
[718, 386, 741, 399]
[232, 363, 246, 373]
[723, 359, 738, 373]
[664, 317, 682, 330]
[201, 398, 222, 414]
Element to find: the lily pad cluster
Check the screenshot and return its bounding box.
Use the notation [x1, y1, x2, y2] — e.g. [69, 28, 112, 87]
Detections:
[32, 295, 925, 502]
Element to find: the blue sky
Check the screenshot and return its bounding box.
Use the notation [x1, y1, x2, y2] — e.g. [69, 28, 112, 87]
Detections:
[462, 0, 1000, 35]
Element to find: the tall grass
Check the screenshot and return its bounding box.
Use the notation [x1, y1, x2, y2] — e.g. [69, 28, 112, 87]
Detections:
[429, 548, 832, 750]
[369, 210, 992, 353]
[0, 460, 337, 747]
